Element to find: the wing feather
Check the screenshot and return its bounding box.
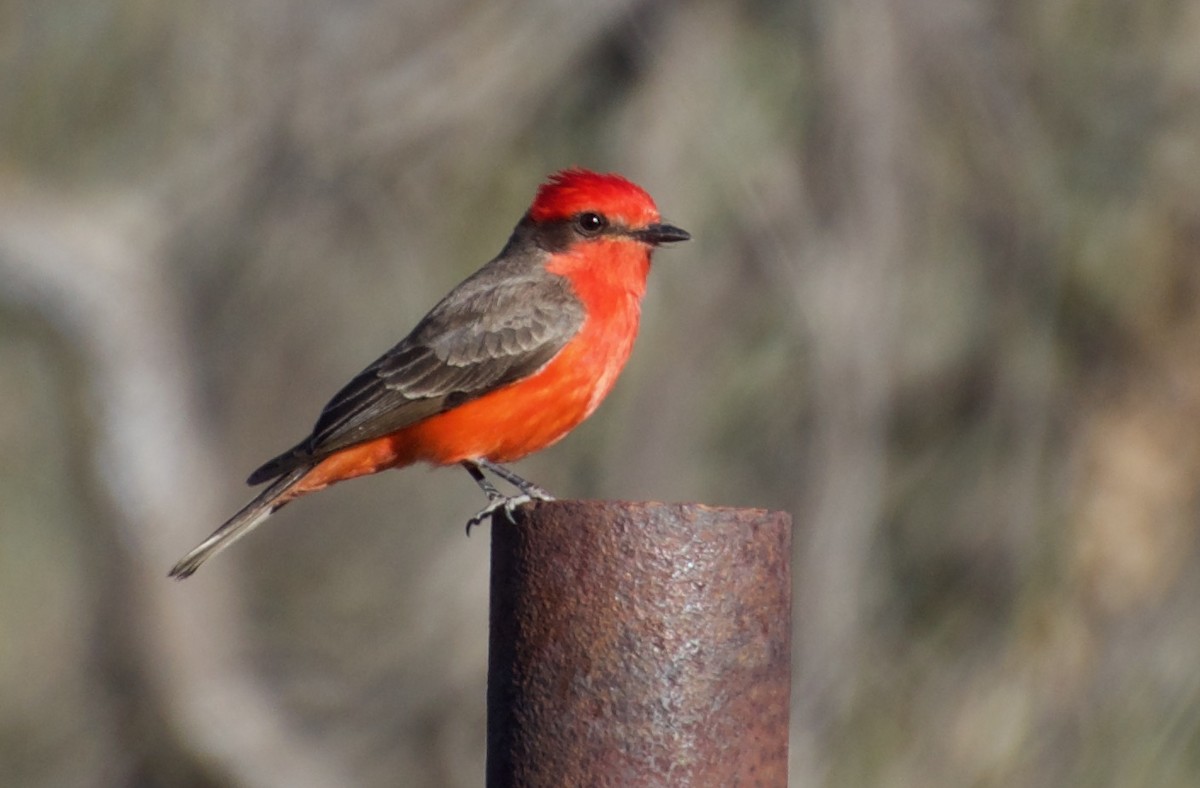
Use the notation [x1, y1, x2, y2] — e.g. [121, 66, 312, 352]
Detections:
[246, 266, 584, 484]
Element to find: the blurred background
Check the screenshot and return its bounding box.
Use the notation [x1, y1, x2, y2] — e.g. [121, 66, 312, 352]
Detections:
[2, 0, 1199, 785]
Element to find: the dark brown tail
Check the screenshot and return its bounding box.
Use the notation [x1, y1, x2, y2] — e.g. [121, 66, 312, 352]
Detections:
[169, 465, 309, 579]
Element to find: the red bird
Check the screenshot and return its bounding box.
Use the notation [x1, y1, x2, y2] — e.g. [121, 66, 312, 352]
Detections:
[170, 169, 689, 578]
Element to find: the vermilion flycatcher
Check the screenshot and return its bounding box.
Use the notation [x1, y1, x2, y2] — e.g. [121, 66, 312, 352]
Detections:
[170, 169, 689, 578]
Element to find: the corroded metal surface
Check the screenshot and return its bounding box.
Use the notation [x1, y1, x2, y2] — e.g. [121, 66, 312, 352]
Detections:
[487, 500, 792, 787]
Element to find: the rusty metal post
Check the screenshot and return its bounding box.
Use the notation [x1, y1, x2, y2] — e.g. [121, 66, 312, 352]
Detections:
[487, 500, 792, 787]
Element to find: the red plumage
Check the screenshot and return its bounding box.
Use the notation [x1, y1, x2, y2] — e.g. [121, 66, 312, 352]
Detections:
[170, 168, 688, 578]
[528, 168, 660, 227]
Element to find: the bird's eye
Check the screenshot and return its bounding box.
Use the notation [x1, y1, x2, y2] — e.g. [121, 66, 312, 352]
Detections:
[575, 212, 607, 235]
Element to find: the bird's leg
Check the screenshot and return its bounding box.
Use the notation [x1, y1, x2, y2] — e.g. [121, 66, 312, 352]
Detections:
[460, 459, 556, 534]
[461, 460, 504, 501]
[475, 458, 556, 501]
[461, 460, 535, 535]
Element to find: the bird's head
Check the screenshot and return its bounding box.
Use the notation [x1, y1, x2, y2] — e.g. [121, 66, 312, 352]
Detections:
[528, 169, 690, 248]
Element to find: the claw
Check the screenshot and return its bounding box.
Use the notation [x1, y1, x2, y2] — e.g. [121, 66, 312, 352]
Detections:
[465, 494, 533, 535]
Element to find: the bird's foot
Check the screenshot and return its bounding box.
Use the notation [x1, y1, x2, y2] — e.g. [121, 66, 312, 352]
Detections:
[465, 493, 534, 535]
[461, 459, 556, 535]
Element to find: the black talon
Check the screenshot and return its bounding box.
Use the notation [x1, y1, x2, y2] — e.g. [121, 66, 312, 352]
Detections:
[465, 493, 533, 535]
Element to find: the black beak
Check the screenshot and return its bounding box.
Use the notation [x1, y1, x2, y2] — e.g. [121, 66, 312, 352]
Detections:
[633, 222, 691, 245]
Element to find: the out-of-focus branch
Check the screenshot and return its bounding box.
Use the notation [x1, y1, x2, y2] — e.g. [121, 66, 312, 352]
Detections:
[0, 185, 352, 788]
[791, 0, 913, 779]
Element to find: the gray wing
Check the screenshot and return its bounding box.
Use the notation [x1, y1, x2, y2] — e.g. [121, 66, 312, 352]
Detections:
[246, 268, 585, 484]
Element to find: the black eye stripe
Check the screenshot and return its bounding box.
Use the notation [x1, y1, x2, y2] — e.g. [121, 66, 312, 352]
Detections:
[513, 213, 629, 253]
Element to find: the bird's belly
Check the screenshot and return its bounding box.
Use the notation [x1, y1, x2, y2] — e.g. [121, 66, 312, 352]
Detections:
[402, 307, 639, 465]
